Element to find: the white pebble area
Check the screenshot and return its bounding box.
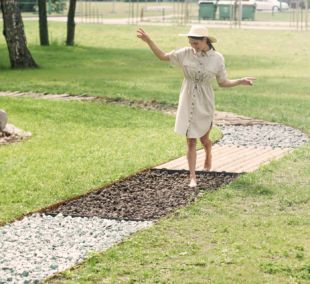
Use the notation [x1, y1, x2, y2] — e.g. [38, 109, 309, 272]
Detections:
[0, 213, 153, 284]
[217, 125, 309, 149]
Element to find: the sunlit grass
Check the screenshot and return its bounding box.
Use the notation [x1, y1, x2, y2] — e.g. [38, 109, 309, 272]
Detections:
[0, 23, 309, 135]
[0, 97, 221, 222]
[47, 144, 310, 284]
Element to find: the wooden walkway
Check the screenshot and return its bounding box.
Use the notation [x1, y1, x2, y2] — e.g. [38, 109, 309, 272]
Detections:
[154, 145, 293, 173]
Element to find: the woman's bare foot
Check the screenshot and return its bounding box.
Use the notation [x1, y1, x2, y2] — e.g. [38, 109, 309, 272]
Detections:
[189, 176, 197, 187]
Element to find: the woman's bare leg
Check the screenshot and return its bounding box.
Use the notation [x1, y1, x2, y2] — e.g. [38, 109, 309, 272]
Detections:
[187, 138, 197, 187]
[199, 128, 212, 171]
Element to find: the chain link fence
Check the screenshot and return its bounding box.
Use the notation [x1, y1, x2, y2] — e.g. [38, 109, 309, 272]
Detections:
[0, 0, 309, 29]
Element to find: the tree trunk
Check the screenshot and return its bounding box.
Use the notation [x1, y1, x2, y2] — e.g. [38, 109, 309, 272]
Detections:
[66, 0, 77, 46]
[1, 0, 38, 68]
[38, 0, 49, 45]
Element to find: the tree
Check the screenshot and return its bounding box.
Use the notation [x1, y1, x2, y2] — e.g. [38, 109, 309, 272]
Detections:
[38, 0, 49, 45]
[1, 0, 38, 68]
[66, 0, 76, 46]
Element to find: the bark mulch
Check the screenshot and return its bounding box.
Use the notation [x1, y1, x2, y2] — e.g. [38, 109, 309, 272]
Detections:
[104, 98, 178, 116]
[49, 171, 238, 220]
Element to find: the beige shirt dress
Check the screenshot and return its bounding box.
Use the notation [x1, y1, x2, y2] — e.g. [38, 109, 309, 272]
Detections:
[169, 47, 227, 139]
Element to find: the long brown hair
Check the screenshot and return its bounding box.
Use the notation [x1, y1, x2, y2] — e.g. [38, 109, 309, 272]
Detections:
[189, 36, 215, 51]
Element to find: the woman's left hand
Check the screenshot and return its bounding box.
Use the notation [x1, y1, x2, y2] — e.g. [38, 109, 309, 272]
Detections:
[240, 77, 257, 86]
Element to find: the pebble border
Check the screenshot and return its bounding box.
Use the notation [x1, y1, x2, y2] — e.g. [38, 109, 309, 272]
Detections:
[0, 214, 153, 284]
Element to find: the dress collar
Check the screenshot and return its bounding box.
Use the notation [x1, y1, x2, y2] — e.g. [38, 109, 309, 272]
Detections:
[194, 48, 214, 57]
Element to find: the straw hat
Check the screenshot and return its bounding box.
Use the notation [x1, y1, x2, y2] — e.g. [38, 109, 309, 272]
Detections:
[179, 25, 217, 43]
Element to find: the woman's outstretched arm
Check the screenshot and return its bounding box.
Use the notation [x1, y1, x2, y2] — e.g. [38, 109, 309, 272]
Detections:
[218, 77, 257, 88]
[137, 28, 170, 61]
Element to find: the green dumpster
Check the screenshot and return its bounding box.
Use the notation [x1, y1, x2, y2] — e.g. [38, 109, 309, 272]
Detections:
[217, 1, 234, 20]
[241, 2, 256, 20]
[198, 0, 218, 20]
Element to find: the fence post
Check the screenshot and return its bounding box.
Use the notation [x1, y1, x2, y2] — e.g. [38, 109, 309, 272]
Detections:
[181, 0, 183, 25]
[305, 0, 308, 30]
[173, 0, 175, 21]
[190, 0, 192, 23]
[136, 0, 139, 24]
[184, 0, 188, 25]
[163, 8, 165, 21]
[177, 0, 180, 25]
[141, 7, 144, 21]
[301, 0, 303, 30]
[296, 0, 299, 30]
[81, 0, 83, 23]
[156, 0, 158, 21]
[85, 0, 87, 22]
[132, 1, 134, 24]
[230, 0, 233, 28]
[128, 0, 131, 25]
[238, 0, 242, 28]
[289, 3, 291, 26]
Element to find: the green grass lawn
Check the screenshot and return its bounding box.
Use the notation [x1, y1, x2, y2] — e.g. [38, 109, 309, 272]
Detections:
[0, 97, 221, 222]
[1, 22, 310, 283]
[48, 146, 310, 284]
[1, 23, 309, 132]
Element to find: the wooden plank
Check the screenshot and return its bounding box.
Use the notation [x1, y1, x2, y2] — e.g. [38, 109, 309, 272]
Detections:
[220, 148, 275, 172]
[234, 148, 288, 173]
[157, 145, 226, 170]
[209, 147, 262, 171]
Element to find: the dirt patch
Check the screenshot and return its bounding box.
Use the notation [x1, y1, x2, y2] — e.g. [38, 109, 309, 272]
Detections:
[0, 124, 32, 147]
[104, 98, 178, 116]
[49, 170, 238, 220]
[0, 130, 25, 146]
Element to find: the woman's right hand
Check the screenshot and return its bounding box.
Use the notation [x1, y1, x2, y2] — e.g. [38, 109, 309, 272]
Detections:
[137, 28, 151, 43]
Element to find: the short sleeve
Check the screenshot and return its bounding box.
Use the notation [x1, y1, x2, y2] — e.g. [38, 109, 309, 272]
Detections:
[169, 48, 187, 68]
[216, 56, 227, 84]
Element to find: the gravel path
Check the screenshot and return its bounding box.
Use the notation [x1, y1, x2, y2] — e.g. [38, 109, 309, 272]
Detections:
[50, 171, 237, 220]
[217, 125, 309, 149]
[0, 214, 153, 284]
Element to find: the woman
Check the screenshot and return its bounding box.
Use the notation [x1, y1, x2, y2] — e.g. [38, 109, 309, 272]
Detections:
[137, 26, 256, 187]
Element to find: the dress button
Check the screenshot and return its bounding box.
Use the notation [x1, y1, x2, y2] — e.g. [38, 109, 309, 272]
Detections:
[189, 120, 190, 122]
[198, 71, 200, 73]
[192, 103, 194, 105]
[200, 63, 202, 65]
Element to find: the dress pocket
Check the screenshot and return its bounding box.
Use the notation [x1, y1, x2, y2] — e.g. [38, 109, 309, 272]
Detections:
[184, 60, 197, 68]
[203, 65, 217, 81]
[203, 65, 217, 74]
[183, 60, 198, 77]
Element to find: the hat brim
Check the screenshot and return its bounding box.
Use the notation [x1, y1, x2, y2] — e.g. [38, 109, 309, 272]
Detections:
[179, 34, 217, 43]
